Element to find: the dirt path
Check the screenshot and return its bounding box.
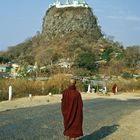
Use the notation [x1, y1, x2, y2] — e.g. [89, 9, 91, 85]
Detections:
[104, 110, 140, 140]
[0, 92, 140, 112]
[0, 92, 140, 140]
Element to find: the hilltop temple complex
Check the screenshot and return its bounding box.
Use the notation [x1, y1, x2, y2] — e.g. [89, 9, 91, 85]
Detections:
[49, 0, 89, 8]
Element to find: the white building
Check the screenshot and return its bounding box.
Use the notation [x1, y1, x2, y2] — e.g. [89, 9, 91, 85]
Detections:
[49, 0, 89, 9]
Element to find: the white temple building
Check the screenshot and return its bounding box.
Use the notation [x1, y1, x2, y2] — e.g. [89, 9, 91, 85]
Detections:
[49, 0, 89, 8]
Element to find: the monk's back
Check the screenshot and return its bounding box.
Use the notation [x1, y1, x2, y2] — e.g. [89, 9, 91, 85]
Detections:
[64, 87, 80, 103]
[61, 85, 83, 138]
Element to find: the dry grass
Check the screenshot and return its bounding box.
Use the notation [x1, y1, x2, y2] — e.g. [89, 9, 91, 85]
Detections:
[107, 78, 140, 92]
[0, 77, 139, 101]
[0, 74, 71, 101]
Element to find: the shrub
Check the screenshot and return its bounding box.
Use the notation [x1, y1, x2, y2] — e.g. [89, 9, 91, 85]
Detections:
[122, 72, 133, 79]
[1, 75, 139, 102]
[0, 79, 46, 101]
[106, 79, 140, 92]
[46, 86, 59, 94]
[45, 73, 70, 94]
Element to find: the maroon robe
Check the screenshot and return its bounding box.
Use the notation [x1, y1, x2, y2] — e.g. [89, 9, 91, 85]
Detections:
[61, 85, 83, 138]
[112, 84, 117, 94]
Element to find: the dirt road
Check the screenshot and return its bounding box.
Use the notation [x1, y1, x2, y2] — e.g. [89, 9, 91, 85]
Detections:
[0, 93, 140, 140]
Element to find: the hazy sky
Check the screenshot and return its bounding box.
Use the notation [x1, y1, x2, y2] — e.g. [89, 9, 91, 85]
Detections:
[0, 0, 140, 51]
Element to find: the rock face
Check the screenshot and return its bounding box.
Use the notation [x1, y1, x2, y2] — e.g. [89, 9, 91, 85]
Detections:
[42, 6, 102, 41]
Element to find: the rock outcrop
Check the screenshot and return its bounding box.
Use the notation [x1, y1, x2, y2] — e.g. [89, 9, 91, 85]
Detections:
[42, 6, 102, 42]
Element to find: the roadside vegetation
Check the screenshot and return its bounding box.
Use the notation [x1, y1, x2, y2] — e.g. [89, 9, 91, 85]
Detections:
[0, 73, 139, 101]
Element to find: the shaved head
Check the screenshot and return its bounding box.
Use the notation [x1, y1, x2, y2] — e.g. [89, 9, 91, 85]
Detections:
[69, 79, 76, 86]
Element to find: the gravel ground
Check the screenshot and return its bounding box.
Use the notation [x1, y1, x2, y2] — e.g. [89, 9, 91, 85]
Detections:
[0, 94, 140, 140]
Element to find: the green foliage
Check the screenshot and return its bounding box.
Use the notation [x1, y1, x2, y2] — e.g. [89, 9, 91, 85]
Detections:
[115, 52, 124, 60]
[46, 86, 59, 94]
[122, 72, 133, 79]
[102, 47, 113, 61]
[124, 46, 140, 68]
[75, 50, 97, 71]
[0, 57, 10, 64]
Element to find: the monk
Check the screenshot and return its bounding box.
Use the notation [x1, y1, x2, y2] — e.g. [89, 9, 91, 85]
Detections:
[112, 83, 117, 94]
[61, 79, 83, 140]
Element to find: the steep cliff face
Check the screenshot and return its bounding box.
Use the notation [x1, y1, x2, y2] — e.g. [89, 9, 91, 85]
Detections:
[42, 6, 102, 41]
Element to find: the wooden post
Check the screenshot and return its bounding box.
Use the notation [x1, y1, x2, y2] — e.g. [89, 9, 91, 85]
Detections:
[8, 86, 12, 101]
[87, 84, 91, 93]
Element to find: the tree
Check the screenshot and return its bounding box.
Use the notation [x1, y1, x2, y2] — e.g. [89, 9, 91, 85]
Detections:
[124, 46, 140, 69]
[123, 46, 140, 75]
[75, 50, 97, 72]
[101, 47, 113, 61]
[35, 48, 61, 66]
[0, 57, 10, 64]
[19, 55, 35, 65]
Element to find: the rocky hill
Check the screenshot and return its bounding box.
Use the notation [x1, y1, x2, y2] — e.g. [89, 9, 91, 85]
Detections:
[42, 6, 102, 41]
[1, 4, 139, 79]
[1, 4, 124, 70]
[28, 5, 104, 65]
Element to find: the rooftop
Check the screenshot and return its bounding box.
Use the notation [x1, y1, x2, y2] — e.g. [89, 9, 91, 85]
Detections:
[49, 0, 89, 9]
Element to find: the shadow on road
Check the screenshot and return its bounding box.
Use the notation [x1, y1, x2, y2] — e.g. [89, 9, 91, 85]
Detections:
[79, 124, 119, 140]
